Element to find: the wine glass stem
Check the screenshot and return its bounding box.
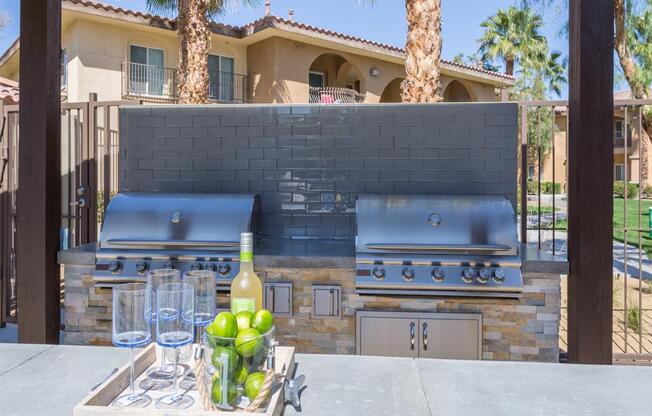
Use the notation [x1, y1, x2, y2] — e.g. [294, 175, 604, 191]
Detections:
[172, 347, 179, 397]
[129, 347, 135, 396]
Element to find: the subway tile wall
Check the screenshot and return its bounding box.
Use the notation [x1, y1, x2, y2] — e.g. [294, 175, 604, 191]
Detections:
[120, 103, 518, 240]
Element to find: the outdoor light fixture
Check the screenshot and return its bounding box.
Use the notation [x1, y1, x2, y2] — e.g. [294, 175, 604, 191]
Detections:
[370, 67, 380, 77]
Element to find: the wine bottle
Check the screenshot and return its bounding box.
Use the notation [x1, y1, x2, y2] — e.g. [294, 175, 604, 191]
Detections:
[230, 232, 263, 314]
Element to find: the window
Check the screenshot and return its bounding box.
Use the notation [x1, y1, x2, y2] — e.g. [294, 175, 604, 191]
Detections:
[527, 165, 536, 180]
[615, 164, 625, 181]
[129, 45, 164, 96]
[208, 55, 235, 102]
[309, 71, 325, 89]
[615, 119, 624, 139]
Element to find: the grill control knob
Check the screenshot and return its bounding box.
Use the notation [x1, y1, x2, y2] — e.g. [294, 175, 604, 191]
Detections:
[191, 262, 202, 271]
[163, 261, 174, 269]
[108, 261, 122, 274]
[205, 263, 217, 272]
[477, 268, 491, 284]
[372, 267, 386, 280]
[493, 268, 506, 284]
[462, 268, 476, 283]
[217, 263, 231, 276]
[402, 267, 416, 282]
[135, 261, 149, 274]
[431, 268, 445, 283]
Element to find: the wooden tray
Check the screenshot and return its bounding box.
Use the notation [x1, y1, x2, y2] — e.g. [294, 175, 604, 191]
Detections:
[74, 344, 295, 416]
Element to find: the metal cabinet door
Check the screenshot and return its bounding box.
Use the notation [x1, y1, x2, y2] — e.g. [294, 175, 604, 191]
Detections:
[358, 317, 419, 358]
[418, 318, 481, 360]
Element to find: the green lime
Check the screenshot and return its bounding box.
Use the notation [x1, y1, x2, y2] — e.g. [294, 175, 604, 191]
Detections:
[211, 376, 238, 405]
[211, 345, 240, 374]
[234, 363, 249, 385]
[236, 311, 253, 332]
[211, 311, 238, 339]
[251, 309, 274, 334]
[244, 371, 268, 401]
[235, 328, 263, 357]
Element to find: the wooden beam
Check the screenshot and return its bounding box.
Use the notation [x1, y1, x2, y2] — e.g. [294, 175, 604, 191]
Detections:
[16, 0, 62, 344]
[567, 0, 614, 364]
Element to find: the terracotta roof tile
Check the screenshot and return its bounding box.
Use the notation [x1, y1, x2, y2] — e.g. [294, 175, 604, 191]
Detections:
[0, 77, 19, 104]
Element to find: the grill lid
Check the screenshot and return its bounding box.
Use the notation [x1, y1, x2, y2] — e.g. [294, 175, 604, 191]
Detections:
[355, 194, 519, 257]
[99, 193, 260, 251]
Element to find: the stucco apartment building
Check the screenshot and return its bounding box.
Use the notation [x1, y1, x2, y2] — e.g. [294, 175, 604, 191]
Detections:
[0, 0, 513, 105]
[535, 91, 652, 191]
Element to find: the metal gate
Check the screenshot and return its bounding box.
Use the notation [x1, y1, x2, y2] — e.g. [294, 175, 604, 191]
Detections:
[0, 94, 136, 325]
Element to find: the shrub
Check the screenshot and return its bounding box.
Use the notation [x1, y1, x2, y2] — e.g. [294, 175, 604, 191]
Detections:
[642, 185, 652, 199]
[613, 181, 639, 198]
[526, 181, 561, 195]
[626, 303, 641, 333]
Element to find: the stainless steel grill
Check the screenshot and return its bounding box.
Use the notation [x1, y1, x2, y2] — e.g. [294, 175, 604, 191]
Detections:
[355, 194, 523, 298]
[94, 193, 261, 290]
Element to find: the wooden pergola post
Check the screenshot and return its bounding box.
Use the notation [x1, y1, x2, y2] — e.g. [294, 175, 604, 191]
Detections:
[567, 0, 614, 364]
[16, 1, 62, 343]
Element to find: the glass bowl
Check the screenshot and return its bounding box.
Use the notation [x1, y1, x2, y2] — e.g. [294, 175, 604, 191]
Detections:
[203, 326, 276, 409]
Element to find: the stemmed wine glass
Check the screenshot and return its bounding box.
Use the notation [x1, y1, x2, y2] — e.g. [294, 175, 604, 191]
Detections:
[155, 282, 195, 410]
[144, 269, 181, 385]
[179, 270, 216, 390]
[111, 283, 152, 408]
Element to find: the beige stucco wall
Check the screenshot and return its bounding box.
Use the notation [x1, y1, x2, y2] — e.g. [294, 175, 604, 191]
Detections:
[247, 36, 500, 104]
[60, 15, 247, 102]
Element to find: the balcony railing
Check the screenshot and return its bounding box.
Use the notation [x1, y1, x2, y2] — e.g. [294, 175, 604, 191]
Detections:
[309, 86, 366, 104]
[121, 62, 248, 103]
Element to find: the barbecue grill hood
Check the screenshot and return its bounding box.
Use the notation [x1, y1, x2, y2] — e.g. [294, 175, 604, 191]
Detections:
[99, 193, 261, 251]
[355, 194, 519, 257]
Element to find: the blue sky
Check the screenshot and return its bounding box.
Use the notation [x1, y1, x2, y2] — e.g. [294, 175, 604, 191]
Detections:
[0, 0, 570, 97]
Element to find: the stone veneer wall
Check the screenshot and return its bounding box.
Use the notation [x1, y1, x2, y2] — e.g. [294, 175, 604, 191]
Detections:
[119, 103, 518, 240]
[64, 264, 560, 362]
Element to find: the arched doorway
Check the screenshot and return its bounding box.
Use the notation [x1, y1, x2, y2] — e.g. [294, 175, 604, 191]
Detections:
[380, 78, 404, 103]
[308, 53, 364, 103]
[443, 80, 472, 102]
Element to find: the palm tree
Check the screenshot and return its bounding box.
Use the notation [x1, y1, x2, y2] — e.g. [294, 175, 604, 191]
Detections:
[478, 6, 548, 76]
[363, 0, 443, 102]
[401, 0, 443, 103]
[146, 0, 258, 104]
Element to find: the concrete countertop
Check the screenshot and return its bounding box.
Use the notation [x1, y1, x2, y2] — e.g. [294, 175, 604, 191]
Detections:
[0, 344, 649, 416]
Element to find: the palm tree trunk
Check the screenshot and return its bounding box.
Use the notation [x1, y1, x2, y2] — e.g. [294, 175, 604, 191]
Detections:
[401, 0, 443, 103]
[615, 0, 650, 183]
[177, 0, 210, 104]
[505, 59, 515, 76]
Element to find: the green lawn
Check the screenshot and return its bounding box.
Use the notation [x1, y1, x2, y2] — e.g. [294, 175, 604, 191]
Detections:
[613, 198, 652, 257]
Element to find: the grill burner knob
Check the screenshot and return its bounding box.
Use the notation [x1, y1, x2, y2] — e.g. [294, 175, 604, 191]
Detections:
[477, 268, 491, 284]
[108, 261, 122, 274]
[431, 268, 445, 283]
[372, 267, 386, 280]
[402, 267, 415, 282]
[135, 261, 148, 274]
[217, 263, 231, 276]
[191, 262, 202, 271]
[163, 261, 174, 269]
[462, 268, 476, 283]
[493, 268, 506, 284]
[205, 263, 217, 272]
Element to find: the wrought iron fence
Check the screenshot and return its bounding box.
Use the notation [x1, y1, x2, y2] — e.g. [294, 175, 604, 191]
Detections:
[121, 62, 248, 104]
[0, 94, 136, 325]
[520, 99, 652, 362]
[309, 86, 366, 104]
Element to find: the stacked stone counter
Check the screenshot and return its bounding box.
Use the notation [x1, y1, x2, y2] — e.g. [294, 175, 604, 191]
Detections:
[59, 243, 565, 362]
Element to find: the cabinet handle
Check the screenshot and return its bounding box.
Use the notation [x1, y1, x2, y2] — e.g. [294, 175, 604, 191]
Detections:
[269, 286, 275, 312]
[422, 322, 428, 351]
[329, 289, 335, 316]
[409, 322, 416, 351]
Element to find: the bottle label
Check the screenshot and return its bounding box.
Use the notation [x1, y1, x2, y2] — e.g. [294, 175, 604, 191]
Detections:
[232, 297, 256, 314]
[241, 251, 253, 262]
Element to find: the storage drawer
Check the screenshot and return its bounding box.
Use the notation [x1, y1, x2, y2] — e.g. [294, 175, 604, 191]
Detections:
[263, 282, 292, 316]
[356, 311, 482, 360]
[312, 285, 341, 318]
